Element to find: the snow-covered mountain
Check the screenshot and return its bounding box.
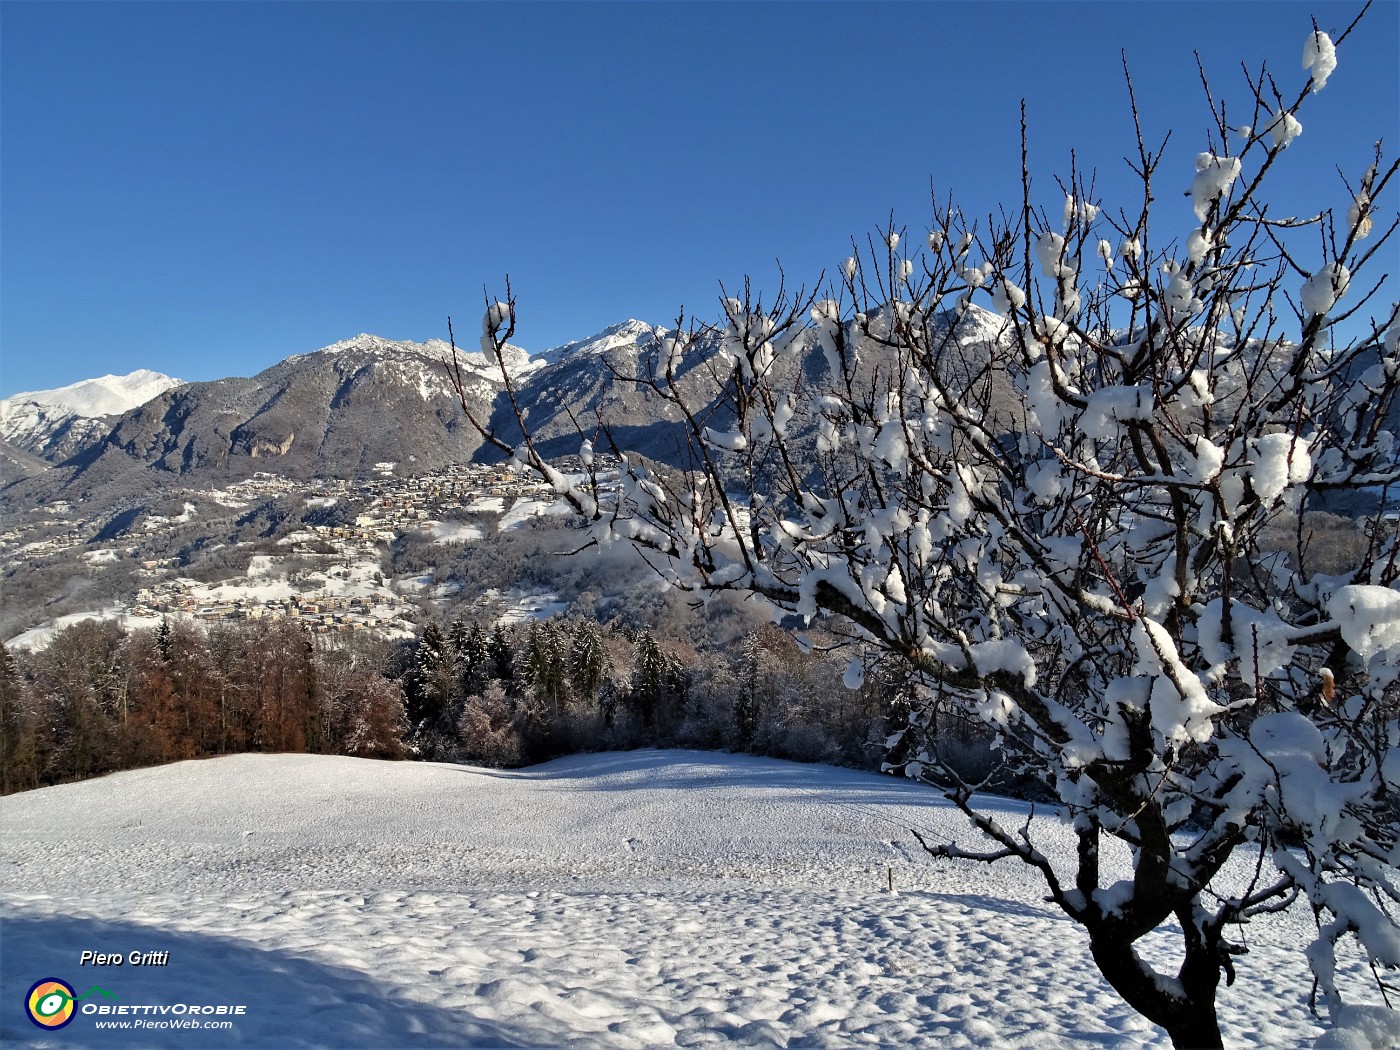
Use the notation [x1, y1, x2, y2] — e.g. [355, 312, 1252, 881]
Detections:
[0, 369, 184, 475]
[0, 323, 693, 507]
[0, 308, 1013, 508]
[534, 318, 661, 366]
[3, 368, 183, 419]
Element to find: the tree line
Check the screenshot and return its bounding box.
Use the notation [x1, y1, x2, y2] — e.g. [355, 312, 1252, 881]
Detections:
[1, 614, 924, 795]
[0, 617, 405, 793]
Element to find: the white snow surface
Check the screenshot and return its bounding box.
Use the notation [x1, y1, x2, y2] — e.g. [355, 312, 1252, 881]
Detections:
[1, 369, 182, 420]
[0, 750, 1372, 1048]
[424, 520, 486, 544]
[4, 606, 134, 652]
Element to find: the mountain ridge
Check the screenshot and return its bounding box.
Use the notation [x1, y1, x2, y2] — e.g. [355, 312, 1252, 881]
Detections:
[0, 308, 1014, 512]
[0, 320, 674, 510]
[1, 368, 184, 415]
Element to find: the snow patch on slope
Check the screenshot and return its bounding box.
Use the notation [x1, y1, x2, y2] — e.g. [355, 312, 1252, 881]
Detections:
[306, 332, 544, 389]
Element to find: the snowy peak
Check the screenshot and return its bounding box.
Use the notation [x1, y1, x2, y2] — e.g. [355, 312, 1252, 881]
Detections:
[313, 333, 458, 359]
[535, 319, 659, 366]
[0, 369, 185, 466]
[306, 332, 538, 382]
[306, 322, 666, 382]
[2, 368, 183, 421]
[948, 302, 1015, 343]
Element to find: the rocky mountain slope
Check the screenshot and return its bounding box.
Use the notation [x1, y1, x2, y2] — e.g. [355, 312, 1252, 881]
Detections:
[0, 337, 508, 510]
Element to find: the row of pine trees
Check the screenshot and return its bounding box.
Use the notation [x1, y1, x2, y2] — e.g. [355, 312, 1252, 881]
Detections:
[404, 617, 691, 765]
[2, 614, 903, 794]
[0, 617, 405, 794]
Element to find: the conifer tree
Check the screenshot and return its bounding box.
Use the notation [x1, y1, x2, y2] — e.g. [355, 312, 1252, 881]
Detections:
[408, 621, 453, 726]
[488, 624, 516, 690]
[735, 632, 762, 750]
[569, 618, 610, 707]
[156, 617, 173, 662]
[630, 630, 685, 731]
[448, 618, 470, 658]
[460, 619, 493, 697]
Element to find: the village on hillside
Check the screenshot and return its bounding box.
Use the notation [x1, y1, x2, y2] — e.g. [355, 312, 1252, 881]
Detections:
[2, 460, 579, 647]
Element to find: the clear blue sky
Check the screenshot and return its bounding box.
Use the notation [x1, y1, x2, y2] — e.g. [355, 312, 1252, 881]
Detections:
[2, 1, 1396, 395]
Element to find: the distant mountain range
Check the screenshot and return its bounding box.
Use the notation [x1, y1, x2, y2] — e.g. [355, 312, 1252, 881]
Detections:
[8, 306, 1381, 557]
[4, 368, 183, 418]
[0, 309, 1020, 516]
[0, 320, 696, 507]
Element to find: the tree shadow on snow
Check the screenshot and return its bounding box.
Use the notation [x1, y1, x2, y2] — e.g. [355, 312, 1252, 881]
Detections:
[444, 750, 1054, 823]
[901, 889, 1070, 926]
[0, 911, 530, 1049]
[447, 749, 917, 794]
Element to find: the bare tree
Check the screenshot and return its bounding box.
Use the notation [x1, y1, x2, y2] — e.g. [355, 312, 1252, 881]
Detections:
[449, 13, 1398, 1047]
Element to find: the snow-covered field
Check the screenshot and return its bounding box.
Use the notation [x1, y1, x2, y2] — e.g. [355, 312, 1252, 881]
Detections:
[424, 521, 486, 545]
[0, 751, 1378, 1048]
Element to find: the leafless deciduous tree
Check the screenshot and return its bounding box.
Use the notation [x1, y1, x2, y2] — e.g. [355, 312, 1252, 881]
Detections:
[449, 13, 1398, 1047]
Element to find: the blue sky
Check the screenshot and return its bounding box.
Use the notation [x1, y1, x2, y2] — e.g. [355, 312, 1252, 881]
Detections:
[2, 1, 1396, 395]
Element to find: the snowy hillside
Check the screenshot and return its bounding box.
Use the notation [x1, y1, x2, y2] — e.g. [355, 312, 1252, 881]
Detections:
[0, 369, 183, 464]
[534, 319, 660, 365]
[2, 369, 183, 419]
[303, 332, 544, 398]
[1, 751, 1377, 1048]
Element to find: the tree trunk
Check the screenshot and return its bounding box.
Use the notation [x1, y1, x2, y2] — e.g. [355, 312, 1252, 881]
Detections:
[1089, 935, 1224, 1050]
[1164, 1012, 1226, 1050]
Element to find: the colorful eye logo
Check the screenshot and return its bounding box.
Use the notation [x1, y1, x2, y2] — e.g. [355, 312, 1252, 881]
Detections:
[26, 978, 76, 1029]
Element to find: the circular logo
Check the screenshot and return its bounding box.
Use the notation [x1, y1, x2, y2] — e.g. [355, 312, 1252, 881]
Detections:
[26, 978, 76, 1029]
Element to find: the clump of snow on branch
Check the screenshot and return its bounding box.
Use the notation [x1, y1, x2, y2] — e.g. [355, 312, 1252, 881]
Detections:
[1247, 433, 1311, 504]
[1329, 585, 1400, 668]
[1302, 30, 1337, 92]
[481, 300, 510, 362]
[1347, 190, 1374, 239]
[1301, 262, 1351, 317]
[1266, 108, 1304, 148]
[1190, 154, 1242, 222]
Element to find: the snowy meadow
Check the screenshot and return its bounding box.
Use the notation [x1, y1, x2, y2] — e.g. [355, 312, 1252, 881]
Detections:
[0, 750, 1382, 1047]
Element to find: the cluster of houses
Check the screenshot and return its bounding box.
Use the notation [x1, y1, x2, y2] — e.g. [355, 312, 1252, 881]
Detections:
[282, 522, 393, 553]
[129, 582, 413, 635]
[15, 527, 86, 559]
[109, 463, 568, 636]
[5, 459, 593, 646]
[211, 471, 306, 506]
[370, 464, 552, 516]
